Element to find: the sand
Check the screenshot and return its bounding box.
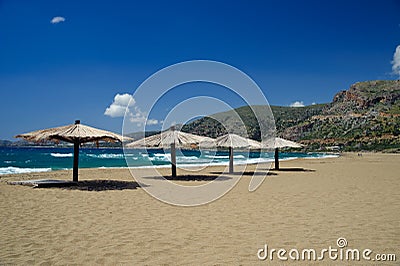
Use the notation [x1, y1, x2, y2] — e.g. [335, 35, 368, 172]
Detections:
[0, 153, 399, 265]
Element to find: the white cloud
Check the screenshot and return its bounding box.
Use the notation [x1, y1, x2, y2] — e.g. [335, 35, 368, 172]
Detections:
[311, 102, 316, 105]
[104, 93, 135, 117]
[50, 16, 66, 24]
[114, 93, 136, 107]
[104, 104, 127, 118]
[105, 93, 159, 126]
[290, 101, 305, 107]
[392, 45, 400, 77]
[128, 107, 146, 123]
[127, 109, 158, 126]
[147, 119, 159, 125]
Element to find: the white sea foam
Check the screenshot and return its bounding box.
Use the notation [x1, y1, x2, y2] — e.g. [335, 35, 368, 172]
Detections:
[86, 154, 124, 159]
[304, 153, 339, 159]
[204, 155, 246, 159]
[124, 153, 139, 157]
[149, 154, 209, 163]
[50, 153, 73, 158]
[96, 153, 339, 170]
[0, 166, 52, 175]
[243, 158, 274, 164]
[177, 156, 210, 163]
[154, 153, 170, 157]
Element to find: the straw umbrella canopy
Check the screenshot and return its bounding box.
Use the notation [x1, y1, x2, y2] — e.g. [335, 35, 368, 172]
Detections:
[125, 126, 214, 177]
[263, 137, 303, 170]
[201, 134, 261, 174]
[15, 120, 130, 182]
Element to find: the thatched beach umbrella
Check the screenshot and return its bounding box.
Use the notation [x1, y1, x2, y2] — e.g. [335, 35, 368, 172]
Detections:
[15, 120, 130, 182]
[201, 134, 261, 174]
[263, 137, 303, 170]
[125, 126, 213, 177]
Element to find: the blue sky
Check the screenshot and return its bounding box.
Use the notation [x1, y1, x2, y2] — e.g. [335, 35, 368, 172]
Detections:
[0, 0, 399, 140]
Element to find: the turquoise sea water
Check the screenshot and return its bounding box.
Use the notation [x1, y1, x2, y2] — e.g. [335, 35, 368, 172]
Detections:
[0, 147, 339, 175]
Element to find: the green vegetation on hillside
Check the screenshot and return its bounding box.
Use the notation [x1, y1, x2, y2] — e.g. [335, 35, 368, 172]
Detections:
[183, 80, 400, 152]
[182, 104, 326, 141]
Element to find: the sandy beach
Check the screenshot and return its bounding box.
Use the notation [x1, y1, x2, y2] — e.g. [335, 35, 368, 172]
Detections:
[0, 153, 399, 265]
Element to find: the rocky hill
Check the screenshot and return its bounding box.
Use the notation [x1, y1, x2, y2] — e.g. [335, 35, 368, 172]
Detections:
[325, 80, 400, 115]
[182, 80, 400, 152]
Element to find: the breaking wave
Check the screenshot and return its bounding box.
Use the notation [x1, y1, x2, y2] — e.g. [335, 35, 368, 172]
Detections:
[0, 166, 52, 175]
[50, 153, 73, 158]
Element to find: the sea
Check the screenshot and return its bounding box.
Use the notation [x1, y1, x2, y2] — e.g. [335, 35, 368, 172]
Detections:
[0, 147, 339, 175]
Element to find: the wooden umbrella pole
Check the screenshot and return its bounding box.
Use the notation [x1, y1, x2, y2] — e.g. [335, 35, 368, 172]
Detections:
[229, 146, 234, 174]
[171, 142, 177, 177]
[73, 140, 80, 182]
[274, 147, 279, 170]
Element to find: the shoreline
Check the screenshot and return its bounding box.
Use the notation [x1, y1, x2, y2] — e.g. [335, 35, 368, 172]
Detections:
[0, 153, 342, 180]
[0, 151, 340, 176]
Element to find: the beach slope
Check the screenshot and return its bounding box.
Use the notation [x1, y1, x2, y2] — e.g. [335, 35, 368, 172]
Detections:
[0, 153, 399, 265]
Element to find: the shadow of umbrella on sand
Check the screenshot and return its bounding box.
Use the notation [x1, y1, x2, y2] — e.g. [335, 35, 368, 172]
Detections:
[201, 133, 261, 174]
[15, 120, 131, 182]
[263, 137, 304, 170]
[125, 126, 214, 177]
